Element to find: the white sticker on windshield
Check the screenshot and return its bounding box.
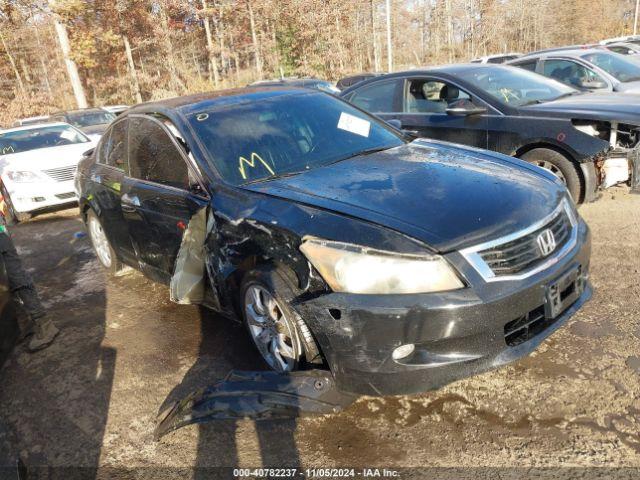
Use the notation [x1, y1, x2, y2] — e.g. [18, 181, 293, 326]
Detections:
[337, 112, 371, 138]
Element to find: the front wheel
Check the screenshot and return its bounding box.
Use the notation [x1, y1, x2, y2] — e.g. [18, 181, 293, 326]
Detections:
[520, 148, 583, 202]
[240, 267, 321, 372]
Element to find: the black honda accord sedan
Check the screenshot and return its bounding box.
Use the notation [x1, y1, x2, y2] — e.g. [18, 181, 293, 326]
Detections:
[76, 87, 591, 396]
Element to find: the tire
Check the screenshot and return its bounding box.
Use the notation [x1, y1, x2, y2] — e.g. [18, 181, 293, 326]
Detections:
[86, 209, 123, 275]
[520, 148, 583, 202]
[0, 183, 30, 225]
[240, 266, 322, 372]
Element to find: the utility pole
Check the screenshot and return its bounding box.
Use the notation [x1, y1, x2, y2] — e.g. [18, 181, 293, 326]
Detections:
[635, 0, 639, 35]
[53, 17, 88, 108]
[385, 0, 392, 72]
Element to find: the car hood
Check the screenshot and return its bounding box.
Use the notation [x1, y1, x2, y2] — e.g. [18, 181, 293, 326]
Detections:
[0, 142, 96, 177]
[615, 80, 640, 94]
[522, 92, 640, 124]
[242, 141, 565, 252]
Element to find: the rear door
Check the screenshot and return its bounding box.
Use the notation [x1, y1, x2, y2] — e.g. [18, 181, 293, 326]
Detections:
[395, 77, 489, 148]
[121, 115, 209, 284]
[90, 118, 136, 264]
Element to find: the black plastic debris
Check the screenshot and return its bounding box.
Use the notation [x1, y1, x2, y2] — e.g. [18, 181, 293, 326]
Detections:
[155, 370, 356, 440]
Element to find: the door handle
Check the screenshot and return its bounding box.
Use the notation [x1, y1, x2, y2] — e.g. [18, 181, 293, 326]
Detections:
[121, 193, 140, 212]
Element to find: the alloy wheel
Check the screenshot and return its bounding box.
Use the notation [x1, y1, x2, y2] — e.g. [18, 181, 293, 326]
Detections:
[244, 285, 297, 372]
[88, 215, 112, 268]
[534, 160, 567, 184]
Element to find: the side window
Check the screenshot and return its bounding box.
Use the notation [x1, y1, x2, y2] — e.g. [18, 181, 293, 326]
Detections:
[102, 119, 128, 170]
[96, 129, 112, 165]
[128, 117, 189, 190]
[404, 79, 471, 113]
[513, 60, 537, 72]
[349, 79, 400, 113]
[543, 59, 605, 89]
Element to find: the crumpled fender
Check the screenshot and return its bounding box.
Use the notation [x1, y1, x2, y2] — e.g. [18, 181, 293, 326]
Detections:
[155, 370, 356, 440]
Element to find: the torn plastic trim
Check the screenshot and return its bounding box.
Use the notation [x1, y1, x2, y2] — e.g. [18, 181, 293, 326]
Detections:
[155, 370, 356, 440]
[170, 207, 208, 304]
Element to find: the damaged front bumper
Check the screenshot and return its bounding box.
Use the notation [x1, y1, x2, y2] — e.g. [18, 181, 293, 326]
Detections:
[599, 146, 640, 193]
[155, 370, 356, 439]
[295, 221, 592, 397]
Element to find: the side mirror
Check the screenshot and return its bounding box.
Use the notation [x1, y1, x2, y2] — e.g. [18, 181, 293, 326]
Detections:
[386, 119, 402, 130]
[577, 79, 607, 90]
[82, 148, 95, 158]
[446, 100, 487, 116]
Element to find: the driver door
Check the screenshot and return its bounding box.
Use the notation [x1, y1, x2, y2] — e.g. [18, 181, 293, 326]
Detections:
[122, 115, 209, 284]
[395, 78, 489, 148]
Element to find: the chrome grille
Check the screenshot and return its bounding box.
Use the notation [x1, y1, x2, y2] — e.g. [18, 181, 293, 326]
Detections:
[477, 210, 572, 277]
[43, 166, 76, 182]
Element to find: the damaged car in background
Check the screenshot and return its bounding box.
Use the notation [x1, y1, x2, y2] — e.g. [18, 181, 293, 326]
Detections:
[341, 64, 640, 202]
[76, 88, 591, 434]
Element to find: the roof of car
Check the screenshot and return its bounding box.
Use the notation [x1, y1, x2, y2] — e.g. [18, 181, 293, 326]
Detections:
[0, 122, 70, 134]
[517, 47, 608, 59]
[51, 107, 110, 115]
[126, 87, 313, 116]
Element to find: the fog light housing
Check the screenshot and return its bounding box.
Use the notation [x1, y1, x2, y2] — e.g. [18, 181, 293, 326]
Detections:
[32, 197, 46, 203]
[392, 343, 415, 360]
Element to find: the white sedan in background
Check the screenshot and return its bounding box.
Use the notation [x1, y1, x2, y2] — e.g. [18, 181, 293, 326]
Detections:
[0, 122, 96, 223]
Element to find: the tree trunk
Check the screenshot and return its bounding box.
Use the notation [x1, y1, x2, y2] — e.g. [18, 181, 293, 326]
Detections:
[202, 0, 220, 87]
[0, 30, 25, 94]
[53, 18, 88, 108]
[123, 35, 143, 104]
[247, 1, 263, 79]
[385, 0, 392, 72]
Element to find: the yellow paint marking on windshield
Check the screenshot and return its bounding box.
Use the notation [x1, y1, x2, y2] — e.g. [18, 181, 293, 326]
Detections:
[238, 152, 275, 180]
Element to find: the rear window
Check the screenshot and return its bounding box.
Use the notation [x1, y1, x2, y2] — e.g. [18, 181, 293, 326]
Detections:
[188, 92, 404, 185]
[66, 110, 116, 128]
[0, 125, 89, 156]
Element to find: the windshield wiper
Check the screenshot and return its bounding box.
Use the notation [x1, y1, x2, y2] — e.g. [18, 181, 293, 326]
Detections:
[521, 91, 581, 106]
[331, 145, 394, 164]
[243, 170, 308, 185]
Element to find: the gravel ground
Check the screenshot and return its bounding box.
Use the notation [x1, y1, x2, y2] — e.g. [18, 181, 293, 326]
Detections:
[0, 188, 639, 479]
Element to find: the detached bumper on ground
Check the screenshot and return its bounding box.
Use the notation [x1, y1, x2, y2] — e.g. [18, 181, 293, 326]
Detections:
[298, 221, 592, 396]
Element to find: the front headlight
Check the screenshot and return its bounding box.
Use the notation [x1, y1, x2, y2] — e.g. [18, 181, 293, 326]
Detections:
[300, 237, 464, 294]
[5, 171, 42, 183]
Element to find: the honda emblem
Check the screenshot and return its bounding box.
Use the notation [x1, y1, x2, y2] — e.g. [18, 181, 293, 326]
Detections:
[536, 229, 556, 257]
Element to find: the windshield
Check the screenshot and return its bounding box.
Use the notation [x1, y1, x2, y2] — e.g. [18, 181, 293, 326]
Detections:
[582, 52, 640, 82]
[189, 91, 404, 185]
[456, 66, 577, 106]
[0, 125, 89, 156]
[67, 110, 116, 128]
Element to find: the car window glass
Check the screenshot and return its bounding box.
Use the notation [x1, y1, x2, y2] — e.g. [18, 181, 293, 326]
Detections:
[582, 51, 640, 82]
[610, 46, 631, 55]
[349, 79, 400, 112]
[128, 117, 189, 189]
[404, 79, 471, 113]
[0, 124, 89, 156]
[96, 129, 112, 165]
[543, 59, 605, 88]
[514, 60, 537, 72]
[188, 91, 404, 185]
[103, 120, 128, 170]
